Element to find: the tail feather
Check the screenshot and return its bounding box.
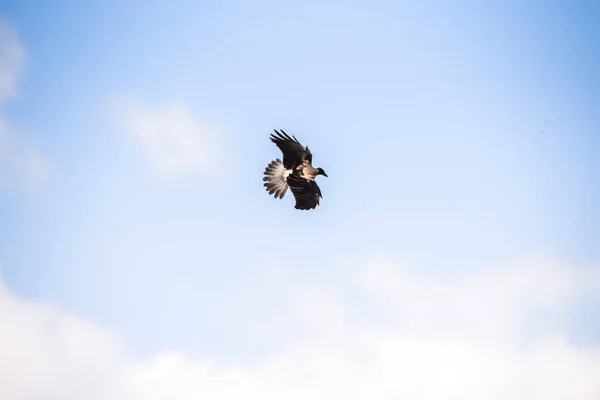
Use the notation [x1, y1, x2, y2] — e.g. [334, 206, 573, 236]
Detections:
[263, 158, 290, 199]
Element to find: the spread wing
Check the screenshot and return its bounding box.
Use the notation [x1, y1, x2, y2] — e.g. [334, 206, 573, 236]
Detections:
[270, 129, 313, 169]
[287, 174, 322, 210]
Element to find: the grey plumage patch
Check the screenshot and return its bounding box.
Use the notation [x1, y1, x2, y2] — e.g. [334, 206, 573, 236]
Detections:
[263, 158, 290, 199]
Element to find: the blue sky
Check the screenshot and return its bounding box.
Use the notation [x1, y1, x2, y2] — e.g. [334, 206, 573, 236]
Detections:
[0, 1, 599, 398]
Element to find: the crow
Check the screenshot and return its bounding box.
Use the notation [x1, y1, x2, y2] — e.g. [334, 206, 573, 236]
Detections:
[263, 129, 328, 210]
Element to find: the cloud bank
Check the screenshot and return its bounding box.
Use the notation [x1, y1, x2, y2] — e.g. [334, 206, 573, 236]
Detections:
[0, 20, 49, 190]
[1, 256, 599, 399]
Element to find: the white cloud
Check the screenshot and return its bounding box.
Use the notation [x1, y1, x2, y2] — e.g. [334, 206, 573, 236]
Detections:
[355, 256, 588, 342]
[0, 20, 24, 103]
[116, 98, 224, 179]
[1, 256, 599, 399]
[0, 273, 129, 400]
[0, 20, 49, 190]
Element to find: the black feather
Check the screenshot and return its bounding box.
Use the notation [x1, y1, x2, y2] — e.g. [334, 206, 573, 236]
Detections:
[286, 173, 322, 210]
[270, 129, 313, 169]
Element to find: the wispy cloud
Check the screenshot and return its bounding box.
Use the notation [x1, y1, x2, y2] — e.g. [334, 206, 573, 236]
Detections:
[0, 20, 49, 191]
[1, 256, 599, 399]
[115, 98, 224, 180]
[0, 20, 24, 103]
[356, 256, 588, 342]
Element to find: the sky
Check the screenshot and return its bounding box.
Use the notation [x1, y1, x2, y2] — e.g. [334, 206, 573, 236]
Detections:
[0, 0, 599, 398]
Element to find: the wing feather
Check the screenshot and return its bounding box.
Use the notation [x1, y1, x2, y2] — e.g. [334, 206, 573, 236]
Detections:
[286, 173, 322, 210]
[270, 129, 313, 169]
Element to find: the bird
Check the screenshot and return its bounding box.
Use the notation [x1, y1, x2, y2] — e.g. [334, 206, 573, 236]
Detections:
[263, 129, 328, 210]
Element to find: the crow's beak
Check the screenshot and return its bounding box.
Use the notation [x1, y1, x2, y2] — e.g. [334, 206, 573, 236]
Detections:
[322, 172, 328, 177]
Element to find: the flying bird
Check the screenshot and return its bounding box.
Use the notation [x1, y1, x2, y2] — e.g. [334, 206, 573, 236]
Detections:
[263, 129, 328, 210]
